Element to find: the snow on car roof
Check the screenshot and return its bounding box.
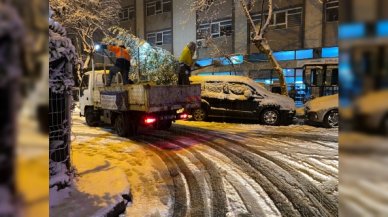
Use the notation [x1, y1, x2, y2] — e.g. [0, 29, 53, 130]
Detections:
[190, 75, 296, 110]
[356, 90, 388, 114]
[190, 75, 267, 90]
[307, 94, 338, 112]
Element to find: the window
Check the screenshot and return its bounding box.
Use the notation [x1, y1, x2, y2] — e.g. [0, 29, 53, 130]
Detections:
[163, 0, 171, 12]
[273, 11, 286, 29]
[287, 8, 302, 27]
[325, 0, 339, 22]
[197, 19, 232, 39]
[251, 7, 302, 30]
[119, 6, 135, 21]
[146, 0, 171, 16]
[147, 30, 172, 46]
[228, 82, 256, 98]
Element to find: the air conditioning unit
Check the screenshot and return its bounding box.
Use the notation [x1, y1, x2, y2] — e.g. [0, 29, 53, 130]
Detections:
[196, 39, 208, 48]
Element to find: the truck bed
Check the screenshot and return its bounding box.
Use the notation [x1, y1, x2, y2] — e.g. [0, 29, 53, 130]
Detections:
[94, 84, 201, 112]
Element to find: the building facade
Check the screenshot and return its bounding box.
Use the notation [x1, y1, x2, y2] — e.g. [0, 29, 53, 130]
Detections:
[119, 0, 340, 105]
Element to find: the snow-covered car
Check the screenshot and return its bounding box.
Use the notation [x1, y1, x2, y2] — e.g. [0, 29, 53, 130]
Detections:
[304, 94, 338, 128]
[353, 90, 388, 135]
[189, 75, 296, 125]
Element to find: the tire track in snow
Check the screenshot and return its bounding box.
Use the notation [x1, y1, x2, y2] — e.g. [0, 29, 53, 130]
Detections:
[172, 127, 338, 217]
[169, 128, 301, 217]
[135, 135, 207, 217]
[140, 132, 228, 217]
[131, 137, 189, 217]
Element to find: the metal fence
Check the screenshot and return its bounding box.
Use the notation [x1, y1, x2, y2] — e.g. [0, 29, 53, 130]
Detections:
[49, 58, 73, 173]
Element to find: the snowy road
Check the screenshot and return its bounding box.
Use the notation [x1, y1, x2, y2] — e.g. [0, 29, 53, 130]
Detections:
[71, 114, 338, 217]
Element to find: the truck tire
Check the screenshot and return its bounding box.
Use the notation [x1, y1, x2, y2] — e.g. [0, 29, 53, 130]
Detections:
[154, 120, 172, 130]
[192, 108, 207, 121]
[115, 114, 129, 137]
[260, 109, 280, 126]
[127, 119, 138, 137]
[323, 109, 339, 128]
[85, 107, 99, 126]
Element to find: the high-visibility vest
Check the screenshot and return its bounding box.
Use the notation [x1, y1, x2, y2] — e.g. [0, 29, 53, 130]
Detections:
[108, 45, 131, 61]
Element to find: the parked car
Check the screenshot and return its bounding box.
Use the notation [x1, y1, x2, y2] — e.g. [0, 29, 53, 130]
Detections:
[353, 90, 388, 135]
[304, 94, 338, 128]
[189, 75, 296, 125]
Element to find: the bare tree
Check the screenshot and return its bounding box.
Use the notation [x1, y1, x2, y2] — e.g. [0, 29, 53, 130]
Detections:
[191, 0, 289, 95]
[240, 0, 288, 95]
[49, 0, 121, 73]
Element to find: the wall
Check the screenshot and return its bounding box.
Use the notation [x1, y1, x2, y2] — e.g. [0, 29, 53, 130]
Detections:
[145, 13, 172, 32]
[304, 0, 323, 48]
[173, 0, 196, 57]
[136, 0, 145, 39]
[323, 22, 338, 47]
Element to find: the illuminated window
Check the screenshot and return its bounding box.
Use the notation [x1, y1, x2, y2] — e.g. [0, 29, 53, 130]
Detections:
[322, 47, 339, 58]
[377, 20, 388, 37]
[273, 51, 295, 61]
[296, 49, 313, 60]
[339, 23, 365, 39]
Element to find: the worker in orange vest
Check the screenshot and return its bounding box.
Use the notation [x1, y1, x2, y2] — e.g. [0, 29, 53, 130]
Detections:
[101, 43, 133, 86]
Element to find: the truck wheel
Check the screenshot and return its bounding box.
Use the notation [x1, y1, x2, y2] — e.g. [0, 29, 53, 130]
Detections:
[85, 107, 99, 126]
[192, 108, 207, 121]
[260, 109, 280, 126]
[127, 120, 138, 137]
[115, 114, 129, 137]
[323, 110, 339, 128]
[154, 120, 172, 130]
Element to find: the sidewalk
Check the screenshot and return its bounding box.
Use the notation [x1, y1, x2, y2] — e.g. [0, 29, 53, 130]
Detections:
[50, 152, 132, 217]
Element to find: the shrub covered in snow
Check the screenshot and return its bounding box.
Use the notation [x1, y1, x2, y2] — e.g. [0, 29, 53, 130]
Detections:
[49, 11, 77, 93]
[103, 27, 179, 85]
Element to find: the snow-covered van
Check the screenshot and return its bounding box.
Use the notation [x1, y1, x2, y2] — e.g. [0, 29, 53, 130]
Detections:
[189, 75, 296, 125]
[304, 94, 339, 128]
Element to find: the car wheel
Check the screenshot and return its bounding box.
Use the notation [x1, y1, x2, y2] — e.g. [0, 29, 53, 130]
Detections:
[192, 108, 207, 121]
[115, 114, 129, 137]
[261, 109, 280, 126]
[154, 120, 172, 130]
[323, 110, 339, 128]
[85, 107, 99, 126]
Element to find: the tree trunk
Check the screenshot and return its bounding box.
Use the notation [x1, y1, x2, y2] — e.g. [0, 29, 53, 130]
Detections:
[83, 52, 92, 70]
[253, 39, 288, 96]
[239, 0, 288, 96]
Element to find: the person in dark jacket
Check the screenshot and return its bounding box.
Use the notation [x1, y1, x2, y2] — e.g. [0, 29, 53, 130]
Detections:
[101, 43, 133, 86]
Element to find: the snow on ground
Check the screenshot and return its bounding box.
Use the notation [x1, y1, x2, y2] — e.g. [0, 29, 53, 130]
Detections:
[70, 111, 338, 216]
[71, 115, 173, 217]
[17, 114, 48, 217]
[50, 152, 131, 217]
[340, 132, 388, 216]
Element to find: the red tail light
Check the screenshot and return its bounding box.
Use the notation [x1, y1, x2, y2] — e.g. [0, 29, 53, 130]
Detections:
[179, 113, 188, 119]
[144, 117, 156, 124]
